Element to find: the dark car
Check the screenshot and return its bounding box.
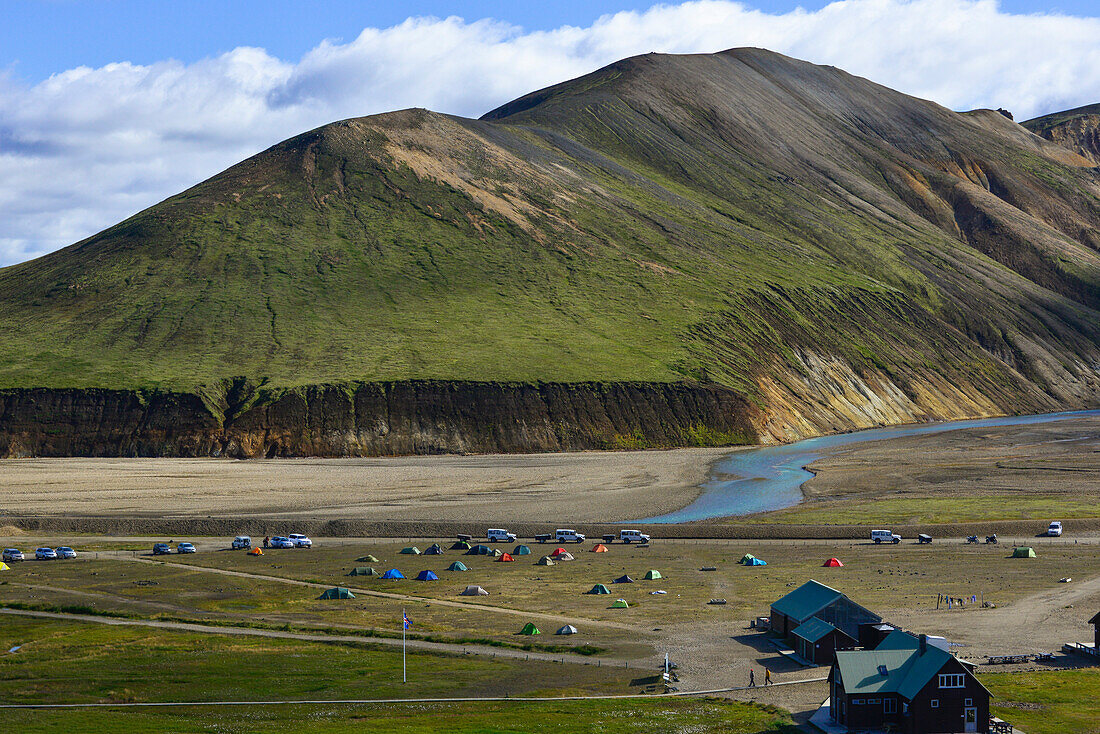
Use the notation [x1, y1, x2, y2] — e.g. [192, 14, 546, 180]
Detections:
[152, 543, 171, 555]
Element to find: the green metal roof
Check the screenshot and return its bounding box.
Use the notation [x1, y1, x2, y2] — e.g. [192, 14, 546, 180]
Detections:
[792, 617, 839, 643]
[771, 580, 843, 621]
[836, 630, 985, 700]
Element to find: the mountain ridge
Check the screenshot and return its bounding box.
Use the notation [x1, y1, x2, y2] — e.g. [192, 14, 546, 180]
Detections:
[1, 48, 1099, 456]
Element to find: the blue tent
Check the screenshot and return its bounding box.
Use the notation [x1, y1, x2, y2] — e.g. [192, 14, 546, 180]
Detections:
[416, 569, 439, 581]
[381, 568, 404, 579]
[745, 557, 767, 566]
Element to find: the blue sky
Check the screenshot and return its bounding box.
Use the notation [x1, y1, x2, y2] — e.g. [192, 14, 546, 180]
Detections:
[3, 0, 1096, 82]
[2, 0, 1100, 266]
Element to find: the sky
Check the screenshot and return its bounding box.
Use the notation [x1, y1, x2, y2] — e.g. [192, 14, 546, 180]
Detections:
[2, 0, 1100, 266]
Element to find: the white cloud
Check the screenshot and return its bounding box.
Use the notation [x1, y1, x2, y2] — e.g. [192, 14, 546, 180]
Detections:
[2, 0, 1100, 266]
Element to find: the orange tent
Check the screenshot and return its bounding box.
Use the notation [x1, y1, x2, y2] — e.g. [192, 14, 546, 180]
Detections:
[551, 547, 569, 556]
[248, 547, 264, 556]
[591, 544, 609, 553]
[497, 553, 515, 562]
[822, 557, 844, 567]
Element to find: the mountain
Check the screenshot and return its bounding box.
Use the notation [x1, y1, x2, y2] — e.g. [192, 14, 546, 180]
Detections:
[2, 48, 1099, 457]
[1024, 103, 1100, 165]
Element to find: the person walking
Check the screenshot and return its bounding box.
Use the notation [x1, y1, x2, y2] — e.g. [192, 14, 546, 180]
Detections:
[263, 536, 270, 549]
[765, 668, 772, 685]
[749, 669, 755, 687]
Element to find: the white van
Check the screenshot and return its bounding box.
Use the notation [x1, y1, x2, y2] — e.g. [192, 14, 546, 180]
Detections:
[556, 529, 585, 543]
[871, 529, 901, 544]
[619, 529, 651, 544]
[231, 535, 252, 550]
[487, 528, 517, 542]
[1047, 521, 1063, 537]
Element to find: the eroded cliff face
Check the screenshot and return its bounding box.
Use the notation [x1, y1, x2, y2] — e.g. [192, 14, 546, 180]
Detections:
[1026, 110, 1100, 166]
[0, 381, 758, 458]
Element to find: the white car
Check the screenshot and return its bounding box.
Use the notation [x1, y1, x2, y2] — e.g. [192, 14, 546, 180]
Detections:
[35, 547, 58, 560]
[619, 529, 651, 544]
[269, 536, 294, 549]
[55, 547, 77, 559]
[231, 535, 252, 550]
[871, 529, 902, 544]
[288, 534, 312, 548]
[3, 548, 25, 562]
[176, 542, 197, 554]
[487, 528, 517, 543]
[555, 528, 586, 543]
[1047, 521, 1063, 537]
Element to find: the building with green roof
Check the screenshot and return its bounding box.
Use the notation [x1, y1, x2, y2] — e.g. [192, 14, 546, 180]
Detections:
[770, 580, 880, 642]
[828, 630, 990, 733]
[791, 616, 857, 665]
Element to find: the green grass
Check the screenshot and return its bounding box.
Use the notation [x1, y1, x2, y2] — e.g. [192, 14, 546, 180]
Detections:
[750, 495, 1100, 525]
[984, 669, 1100, 734]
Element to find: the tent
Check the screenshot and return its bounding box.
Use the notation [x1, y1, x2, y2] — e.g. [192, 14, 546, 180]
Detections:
[400, 546, 421, 555]
[356, 555, 380, 563]
[497, 553, 515, 562]
[248, 547, 263, 556]
[466, 544, 493, 556]
[451, 541, 471, 550]
[591, 544, 609, 553]
[381, 568, 405, 579]
[555, 552, 575, 561]
[416, 569, 439, 581]
[743, 556, 767, 566]
[613, 575, 634, 584]
[318, 587, 355, 599]
[460, 585, 490, 596]
[447, 561, 468, 571]
[556, 624, 579, 635]
[536, 556, 556, 566]
[643, 569, 662, 580]
[822, 557, 844, 567]
[611, 598, 630, 608]
[0, 562, 8, 571]
[491, 548, 503, 558]
[739, 554, 756, 564]
[513, 545, 531, 556]
[588, 583, 611, 594]
[348, 567, 376, 576]
[519, 622, 541, 635]
[424, 544, 444, 555]
[551, 547, 569, 556]
[1012, 546, 1037, 558]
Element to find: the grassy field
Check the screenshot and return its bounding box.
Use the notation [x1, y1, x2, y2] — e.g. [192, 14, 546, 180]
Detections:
[749, 495, 1100, 525]
[985, 669, 1100, 734]
[0, 617, 798, 733]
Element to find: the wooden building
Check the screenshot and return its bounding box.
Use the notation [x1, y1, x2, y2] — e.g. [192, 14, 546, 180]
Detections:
[791, 616, 857, 665]
[770, 580, 881, 663]
[829, 630, 990, 733]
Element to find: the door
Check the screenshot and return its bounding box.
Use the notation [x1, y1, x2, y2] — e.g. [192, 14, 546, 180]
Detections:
[964, 707, 977, 732]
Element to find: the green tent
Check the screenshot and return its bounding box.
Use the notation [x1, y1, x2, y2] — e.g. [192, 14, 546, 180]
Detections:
[739, 554, 756, 564]
[513, 544, 531, 555]
[348, 567, 376, 576]
[356, 555, 380, 563]
[318, 587, 355, 599]
[447, 561, 468, 571]
[519, 622, 541, 635]
[611, 598, 630, 608]
[588, 583, 610, 594]
[643, 569, 662, 580]
[451, 541, 471, 550]
[400, 546, 421, 555]
[1012, 546, 1037, 558]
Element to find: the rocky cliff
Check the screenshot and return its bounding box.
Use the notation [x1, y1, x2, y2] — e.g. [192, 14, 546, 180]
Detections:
[1024, 103, 1100, 165]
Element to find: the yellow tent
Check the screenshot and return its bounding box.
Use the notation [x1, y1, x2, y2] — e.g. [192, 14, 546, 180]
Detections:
[0, 561, 8, 571]
[248, 547, 264, 556]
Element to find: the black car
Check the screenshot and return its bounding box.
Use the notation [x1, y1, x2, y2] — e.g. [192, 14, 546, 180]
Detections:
[152, 543, 171, 555]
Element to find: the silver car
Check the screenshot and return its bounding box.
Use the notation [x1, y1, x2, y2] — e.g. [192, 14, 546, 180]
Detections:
[35, 547, 58, 560]
[2, 548, 25, 562]
[55, 547, 77, 559]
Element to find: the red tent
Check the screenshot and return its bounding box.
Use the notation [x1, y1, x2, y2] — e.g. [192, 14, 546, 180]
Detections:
[497, 553, 515, 562]
[822, 557, 844, 567]
[591, 544, 609, 553]
[551, 547, 568, 556]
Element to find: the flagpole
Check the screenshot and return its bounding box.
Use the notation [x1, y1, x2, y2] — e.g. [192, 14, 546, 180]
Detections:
[402, 607, 407, 683]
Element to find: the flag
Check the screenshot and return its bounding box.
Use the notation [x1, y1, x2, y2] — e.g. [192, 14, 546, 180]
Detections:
[403, 612, 411, 630]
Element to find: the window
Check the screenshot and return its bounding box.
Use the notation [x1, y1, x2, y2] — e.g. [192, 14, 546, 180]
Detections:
[853, 699, 864, 705]
[931, 699, 939, 709]
[868, 698, 880, 704]
[902, 702, 909, 715]
[884, 698, 897, 714]
[965, 698, 973, 707]
[939, 673, 965, 688]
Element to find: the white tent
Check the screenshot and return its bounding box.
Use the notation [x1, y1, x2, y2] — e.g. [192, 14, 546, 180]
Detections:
[554, 552, 575, 561]
[555, 624, 579, 635]
[460, 585, 490, 596]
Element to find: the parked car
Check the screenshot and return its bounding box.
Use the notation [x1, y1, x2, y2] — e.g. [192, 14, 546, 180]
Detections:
[555, 528, 586, 543]
[55, 547, 77, 559]
[288, 533, 312, 548]
[35, 547, 58, 560]
[176, 542, 196, 554]
[1047, 521, 1063, 537]
[871, 529, 901, 544]
[487, 528, 517, 543]
[152, 543, 171, 555]
[269, 536, 294, 549]
[2, 548, 25, 562]
[231, 535, 252, 550]
[620, 529, 651, 544]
